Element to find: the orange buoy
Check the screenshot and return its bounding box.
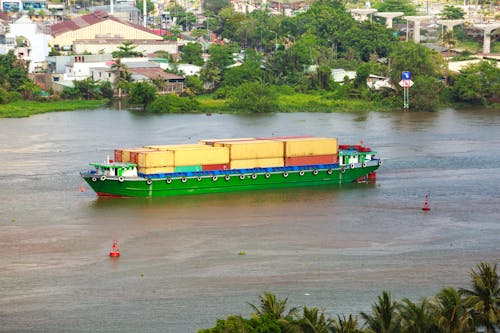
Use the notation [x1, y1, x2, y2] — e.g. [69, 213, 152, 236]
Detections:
[422, 194, 431, 211]
[79, 182, 85, 192]
[109, 240, 120, 257]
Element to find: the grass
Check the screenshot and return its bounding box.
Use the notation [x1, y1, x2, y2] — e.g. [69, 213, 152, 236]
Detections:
[0, 99, 109, 118]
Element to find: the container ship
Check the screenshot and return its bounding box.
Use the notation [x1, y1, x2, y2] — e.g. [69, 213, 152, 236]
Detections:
[80, 136, 382, 198]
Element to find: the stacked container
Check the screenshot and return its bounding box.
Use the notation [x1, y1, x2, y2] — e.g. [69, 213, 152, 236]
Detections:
[277, 137, 339, 166]
[213, 139, 285, 169]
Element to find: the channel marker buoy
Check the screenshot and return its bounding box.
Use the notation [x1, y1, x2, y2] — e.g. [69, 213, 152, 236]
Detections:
[422, 194, 431, 211]
[109, 240, 120, 257]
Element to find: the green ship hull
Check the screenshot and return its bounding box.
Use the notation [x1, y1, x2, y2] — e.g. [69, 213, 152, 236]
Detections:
[81, 163, 380, 198]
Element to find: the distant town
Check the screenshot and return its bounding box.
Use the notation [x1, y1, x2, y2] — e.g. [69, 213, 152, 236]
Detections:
[0, 0, 498, 114]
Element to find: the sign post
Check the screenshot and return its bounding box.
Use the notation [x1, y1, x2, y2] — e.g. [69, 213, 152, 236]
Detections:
[399, 71, 413, 110]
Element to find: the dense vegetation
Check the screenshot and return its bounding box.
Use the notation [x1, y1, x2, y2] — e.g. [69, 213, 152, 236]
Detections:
[199, 262, 499, 333]
[146, 0, 498, 113]
[0, 0, 499, 117]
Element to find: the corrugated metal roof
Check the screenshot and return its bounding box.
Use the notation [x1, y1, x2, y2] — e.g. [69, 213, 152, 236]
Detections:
[50, 10, 158, 37]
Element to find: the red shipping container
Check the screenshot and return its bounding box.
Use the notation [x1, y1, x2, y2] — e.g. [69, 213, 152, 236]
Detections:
[202, 163, 230, 171]
[285, 154, 338, 166]
[114, 149, 123, 162]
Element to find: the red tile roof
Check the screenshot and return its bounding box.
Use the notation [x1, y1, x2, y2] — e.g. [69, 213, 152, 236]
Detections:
[50, 10, 157, 37]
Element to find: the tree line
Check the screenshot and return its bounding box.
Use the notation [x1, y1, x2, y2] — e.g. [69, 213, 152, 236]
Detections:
[198, 262, 499, 333]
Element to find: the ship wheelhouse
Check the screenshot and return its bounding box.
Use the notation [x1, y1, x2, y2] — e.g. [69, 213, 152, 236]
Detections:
[90, 162, 138, 178]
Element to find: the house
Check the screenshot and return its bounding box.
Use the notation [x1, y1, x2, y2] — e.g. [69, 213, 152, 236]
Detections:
[331, 68, 356, 83]
[8, 15, 51, 72]
[49, 11, 167, 53]
[366, 74, 395, 91]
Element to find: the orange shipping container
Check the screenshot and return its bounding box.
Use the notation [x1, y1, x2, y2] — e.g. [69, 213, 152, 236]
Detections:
[284, 154, 338, 166]
[122, 148, 156, 163]
[217, 140, 284, 159]
[172, 146, 229, 166]
[279, 137, 338, 157]
[230, 158, 284, 169]
[137, 150, 175, 168]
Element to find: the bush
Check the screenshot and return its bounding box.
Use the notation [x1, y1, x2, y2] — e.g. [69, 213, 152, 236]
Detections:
[228, 82, 279, 113]
[146, 94, 200, 113]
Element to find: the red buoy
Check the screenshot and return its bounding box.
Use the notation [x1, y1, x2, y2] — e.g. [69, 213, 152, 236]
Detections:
[109, 240, 120, 257]
[368, 172, 377, 181]
[422, 194, 431, 211]
[79, 182, 85, 192]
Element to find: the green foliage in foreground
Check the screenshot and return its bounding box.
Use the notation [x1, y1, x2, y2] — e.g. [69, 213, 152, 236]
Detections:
[199, 262, 499, 333]
[0, 99, 108, 118]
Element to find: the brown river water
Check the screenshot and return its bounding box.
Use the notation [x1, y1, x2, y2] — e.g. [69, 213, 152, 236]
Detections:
[0, 108, 499, 332]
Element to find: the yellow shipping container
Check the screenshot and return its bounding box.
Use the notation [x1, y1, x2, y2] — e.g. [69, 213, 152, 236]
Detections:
[173, 146, 229, 166]
[230, 158, 284, 169]
[217, 140, 284, 159]
[143, 144, 205, 150]
[199, 138, 256, 146]
[279, 137, 338, 157]
[137, 150, 175, 168]
[138, 166, 175, 175]
[122, 148, 155, 163]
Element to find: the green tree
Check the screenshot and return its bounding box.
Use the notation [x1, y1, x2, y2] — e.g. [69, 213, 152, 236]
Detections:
[460, 262, 500, 333]
[135, 0, 154, 15]
[112, 41, 143, 58]
[185, 75, 203, 95]
[361, 291, 401, 333]
[330, 314, 363, 333]
[248, 292, 298, 320]
[398, 298, 437, 333]
[128, 82, 156, 107]
[0, 51, 30, 92]
[200, 61, 222, 91]
[440, 5, 466, 19]
[373, 0, 417, 16]
[111, 58, 132, 97]
[203, 0, 231, 15]
[389, 42, 444, 85]
[409, 75, 442, 111]
[290, 306, 332, 333]
[433, 287, 474, 333]
[452, 61, 500, 105]
[229, 82, 279, 113]
[181, 42, 204, 66]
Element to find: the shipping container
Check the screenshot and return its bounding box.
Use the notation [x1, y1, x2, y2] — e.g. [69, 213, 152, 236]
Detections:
[284, 154, 339, 166]
[217, 140, 284, 159]
[114, 149, 125, 162]
[122, 148, 156, 163]
[143, 144, 205, 150]
[199, 138, 256, 146]
[137, 166, 175, 175]
[230, 157, 284, 169]
[173, 146, 229, 166]
[137, 150, 174, 167]
[174, 165, 203, 172]
[202, 163, 230, 171]
[279, 137, 338, 157]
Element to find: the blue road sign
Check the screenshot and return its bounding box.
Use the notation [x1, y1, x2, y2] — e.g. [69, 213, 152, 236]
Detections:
[402, 71, 411, 80]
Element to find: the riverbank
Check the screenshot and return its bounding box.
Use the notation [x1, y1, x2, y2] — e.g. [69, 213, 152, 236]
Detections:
[0, 99, 109, 118]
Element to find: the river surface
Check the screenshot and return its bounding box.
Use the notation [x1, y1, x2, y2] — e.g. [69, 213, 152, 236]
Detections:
[0, 108, 499, 332]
